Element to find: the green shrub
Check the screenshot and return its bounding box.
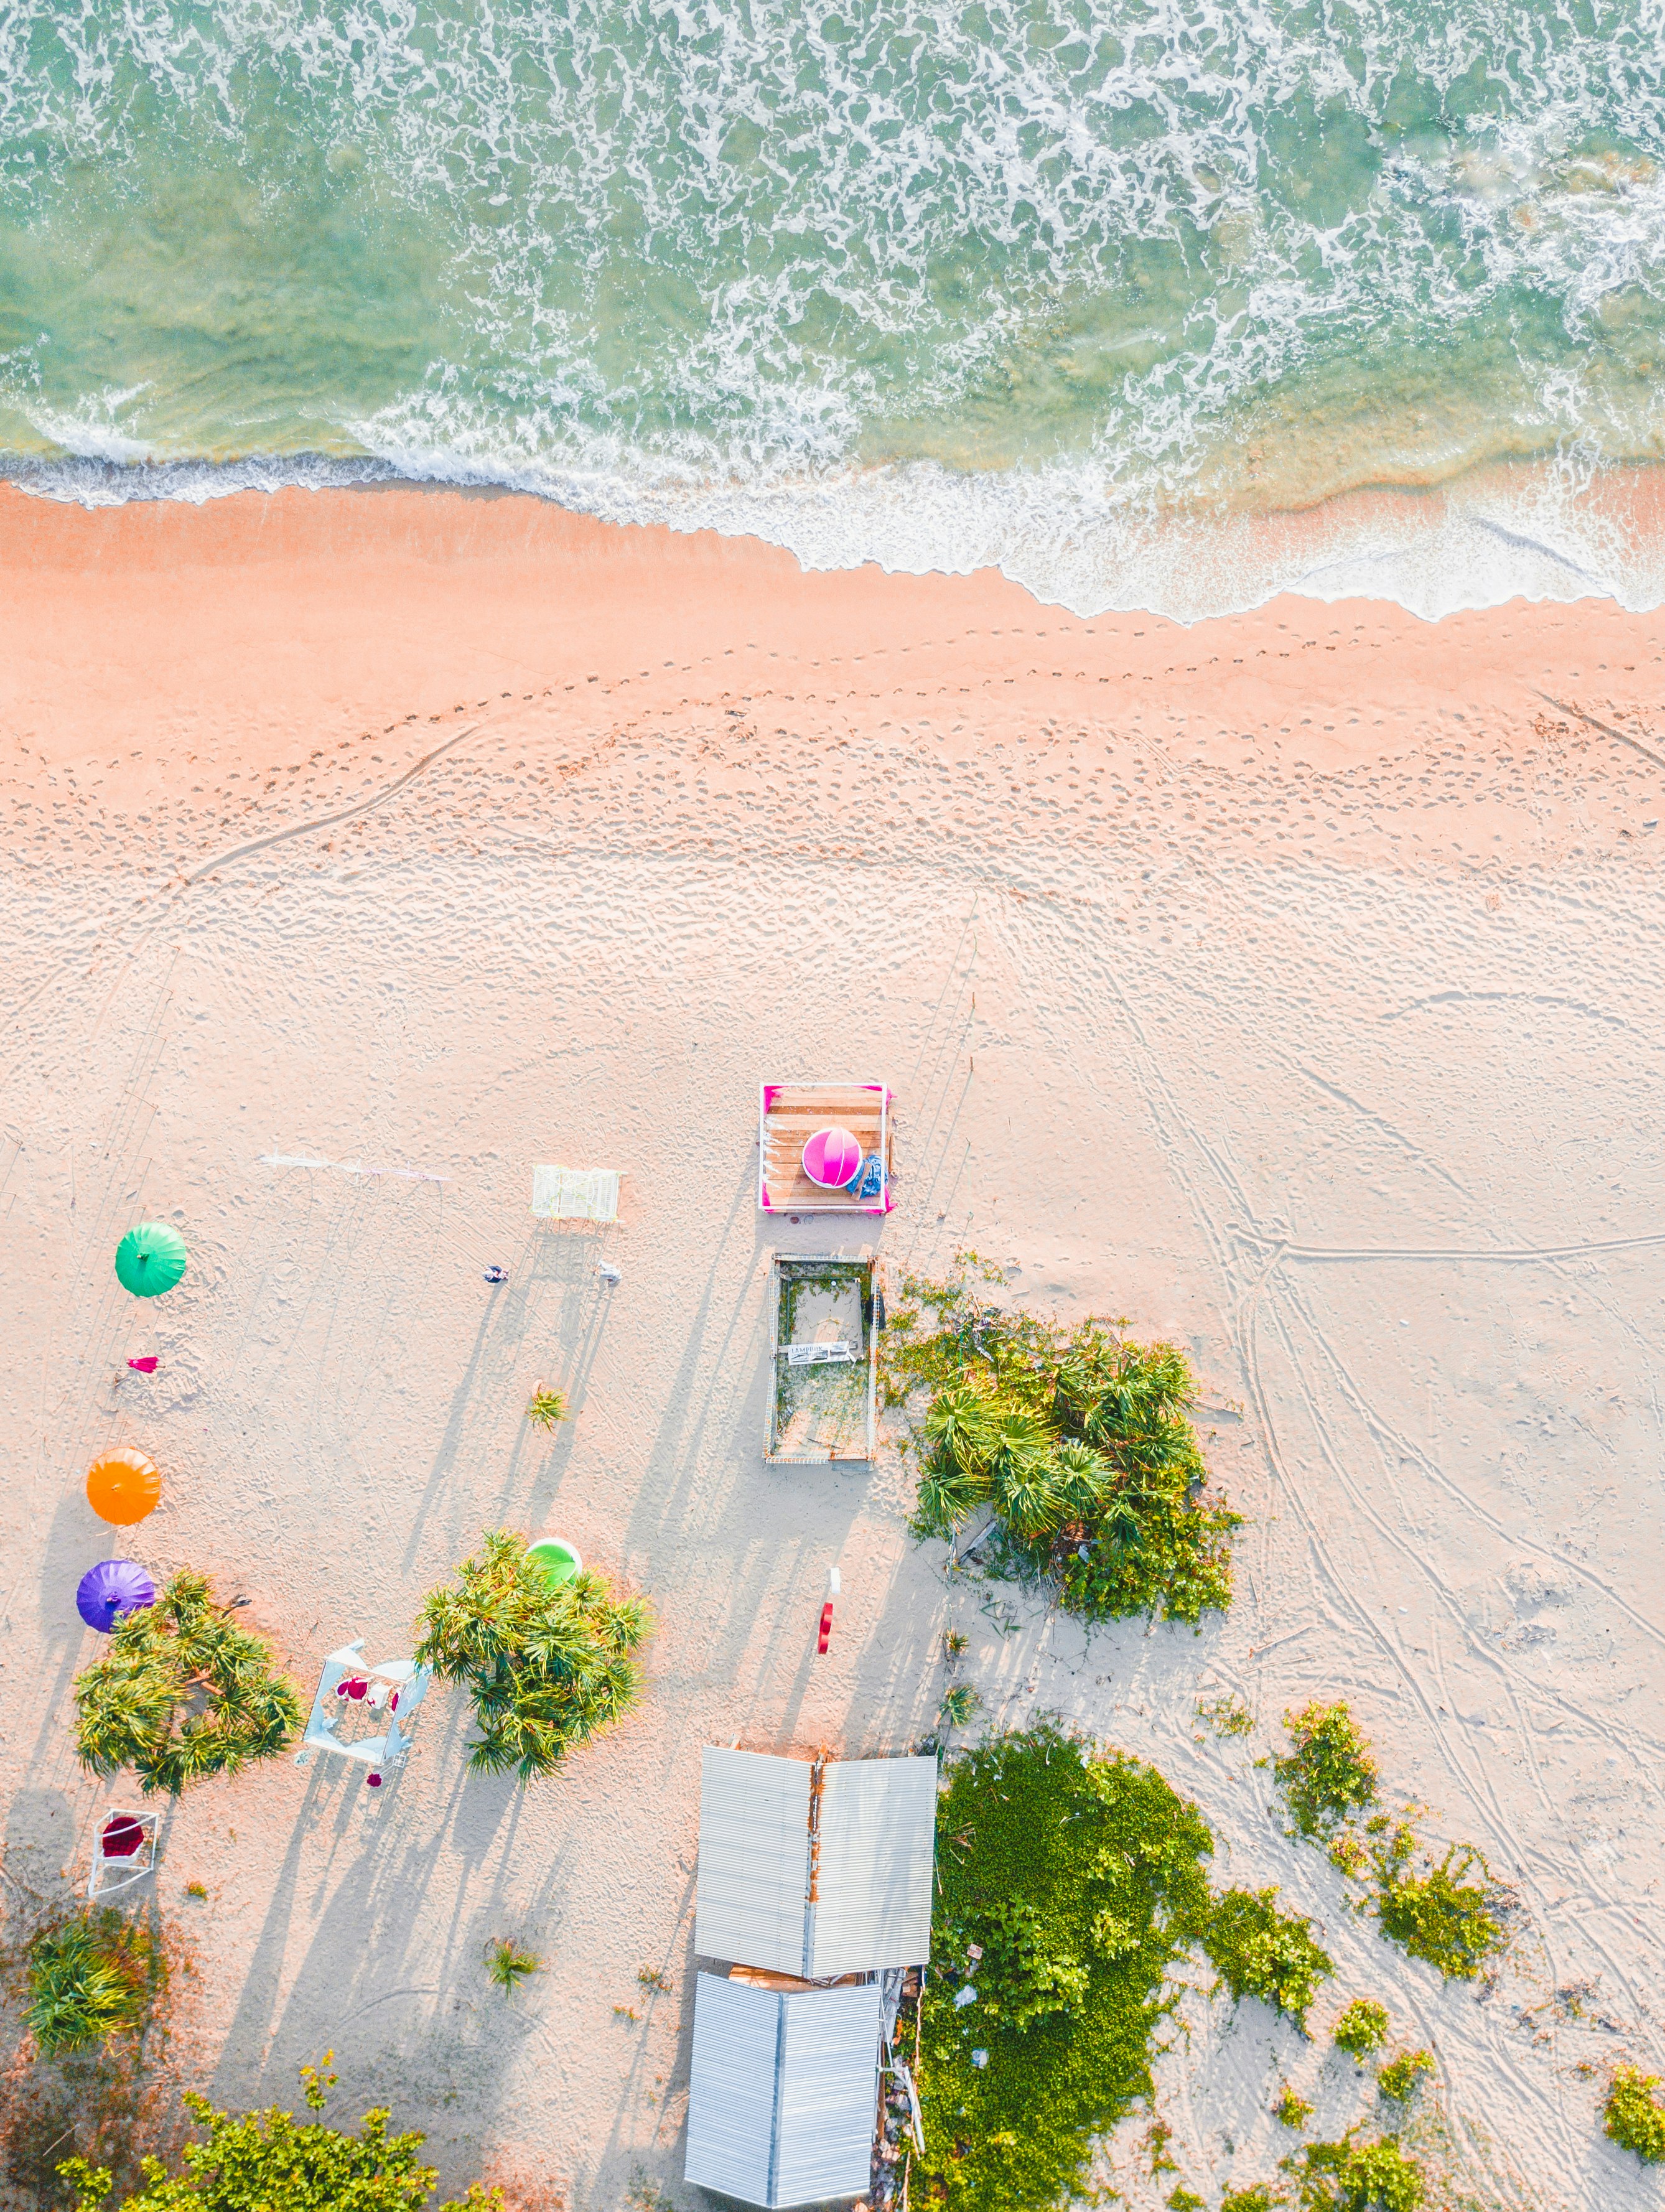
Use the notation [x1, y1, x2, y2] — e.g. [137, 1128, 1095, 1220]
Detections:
[416, 1531, 651, 1782]
[1223, 2190, 1289, 2212]
[940, 1684, 984, 1729]
[73, 1572, 303, 1796]
[965, 1895, 1088, 2031]
[60, 2063, 501, 2211]
[1203, 1888, 1332, 2032]
[525, 1387, 566, 1430]
[918, 1725, 1215, 2212]
[1275, 1704, 1378, 1837]
[1377, 2050, 1434, 2102]
[1606, 2065, 1665, 2162]
[1373, 1844, 1501, 1980]
[1275, 2086, 1314, 2128]
[1197, 1691, 1254, 1738]
[1332, 1999, 1389, 2057]
[26, 1911, 162, 2056]
[1285, 2136, 1424, 2211]
[487, 1940, 539, 1995]
[884, 1275, 1238, 1624]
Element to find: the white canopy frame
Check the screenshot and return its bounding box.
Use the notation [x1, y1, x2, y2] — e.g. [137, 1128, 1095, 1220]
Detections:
[294, 1638, 431, 1781]
[87, 1805, 160, 1899]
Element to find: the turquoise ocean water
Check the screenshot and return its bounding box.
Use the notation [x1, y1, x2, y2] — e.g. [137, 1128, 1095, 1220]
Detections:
[2, 0, 1664, 617]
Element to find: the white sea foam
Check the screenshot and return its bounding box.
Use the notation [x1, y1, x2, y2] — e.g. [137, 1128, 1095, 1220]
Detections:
[5, 438, 1661, 625]
[4, 0, 1665, 621]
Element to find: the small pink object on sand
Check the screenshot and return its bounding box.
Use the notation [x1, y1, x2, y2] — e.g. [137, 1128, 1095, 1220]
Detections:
[802, 1126, 862, 1188]
[127, 1356, 159, 1374]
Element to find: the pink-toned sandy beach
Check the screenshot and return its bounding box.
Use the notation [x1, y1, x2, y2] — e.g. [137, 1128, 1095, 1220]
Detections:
[5, 482, 1665, 2211]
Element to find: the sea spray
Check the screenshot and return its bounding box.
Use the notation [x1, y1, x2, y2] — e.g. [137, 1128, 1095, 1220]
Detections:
[3, 0, 1664, 618]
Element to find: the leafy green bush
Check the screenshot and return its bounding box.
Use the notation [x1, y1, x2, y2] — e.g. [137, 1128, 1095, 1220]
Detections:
[1203, 1888, 1332, 2032]
[1275, 1704, 1378, 1837]
[1198, 1691, 1254, 1738]
[73, 1572, 303, 1796]
[965, 1896, 1089, 2031]
[1332, 1999, 1389, 2057]
[416, 1530, 651, 1782]
[1377, 2050, 1434, 2102]
[1606, 2065, 1665, 2162]
[1373, 1842, 1501, 1980]
[1285, 2136, 1423, 2211]
[1327, 1834, 1369, 1878]
[26, 1911, 162, 2056]
[918, 1725, 1215, 2212]
[60, 2063, 501, 2211]
[884, 1273, 1238, 1623]
[1275, 2086, 1314, 2128]
[1270, 1708, 1506, 1983]
[1223, 2189, 1289, 2212]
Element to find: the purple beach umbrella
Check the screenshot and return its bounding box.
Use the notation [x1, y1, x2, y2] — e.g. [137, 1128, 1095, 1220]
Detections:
[77, 1559, 156, 1634]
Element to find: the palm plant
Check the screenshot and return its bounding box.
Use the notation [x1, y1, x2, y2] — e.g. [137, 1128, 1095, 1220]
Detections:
[525, 1387, 567, 1430]
[890, 1276, 1238, 1624]
[415, 1530, 651, 1782]
[27, 1910, 161, 2055]
[73, 1572, 304, 1795]
[487, 1939, 541, 1994]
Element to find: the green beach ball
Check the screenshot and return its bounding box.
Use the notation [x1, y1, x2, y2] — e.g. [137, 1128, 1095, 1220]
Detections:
[114, 1221, 188, 1299]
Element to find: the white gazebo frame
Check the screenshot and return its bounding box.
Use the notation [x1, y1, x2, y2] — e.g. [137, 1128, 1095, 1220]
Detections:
[294, 1638, 431, 1777]
[87, 1805, 160, 1899]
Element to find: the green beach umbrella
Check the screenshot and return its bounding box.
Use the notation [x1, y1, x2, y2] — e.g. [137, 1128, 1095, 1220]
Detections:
[527, 1537, 583, 1587]
[114, 1221, 188, 1299]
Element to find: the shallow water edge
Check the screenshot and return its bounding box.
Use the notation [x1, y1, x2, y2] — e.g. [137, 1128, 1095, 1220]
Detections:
[7, 446, 1665, 627]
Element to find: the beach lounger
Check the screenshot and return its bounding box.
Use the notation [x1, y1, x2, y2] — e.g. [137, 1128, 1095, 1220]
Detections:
[531, 1164, 622, 1222]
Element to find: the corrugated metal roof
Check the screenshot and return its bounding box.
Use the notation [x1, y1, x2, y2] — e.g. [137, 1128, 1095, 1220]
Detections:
[809, 1755, 937, 1978]
[773, 1980, 884, 2206]
[696, 1748, 812, 1974]
[684, 1972, 881, 2209]
[683, 1974, 780, 2205]
[696, 1747, 937, 1976]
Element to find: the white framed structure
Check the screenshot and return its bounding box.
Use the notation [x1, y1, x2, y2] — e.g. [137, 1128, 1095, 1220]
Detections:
[765, 1255, 881, 1465]
[684, 1972, 882, 2208]
[87, 1806, 159, 1898]
[757, 1083, 892, 1216]
[294, 1640, 431, 1778]
[695, 1748, 936, 1979]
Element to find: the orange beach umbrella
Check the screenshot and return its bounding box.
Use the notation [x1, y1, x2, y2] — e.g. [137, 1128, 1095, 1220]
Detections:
[86, 1448, 162, 1527]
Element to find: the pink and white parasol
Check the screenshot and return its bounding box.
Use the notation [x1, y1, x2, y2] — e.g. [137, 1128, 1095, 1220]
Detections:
[802, 1126, 863, 1188]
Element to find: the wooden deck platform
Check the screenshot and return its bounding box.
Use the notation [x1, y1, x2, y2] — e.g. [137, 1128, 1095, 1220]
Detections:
[758, 1081, 892, 1215]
